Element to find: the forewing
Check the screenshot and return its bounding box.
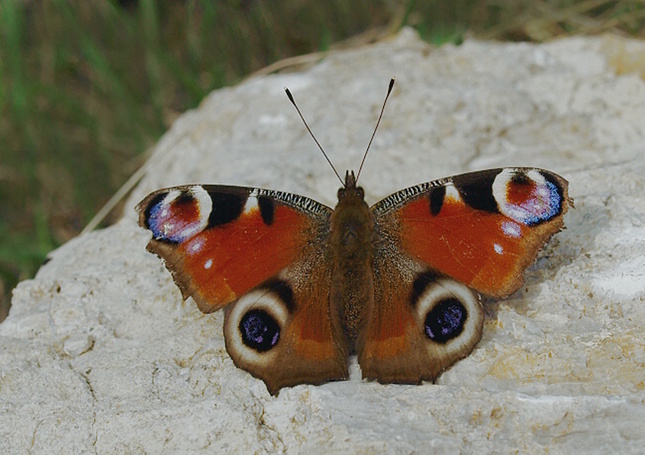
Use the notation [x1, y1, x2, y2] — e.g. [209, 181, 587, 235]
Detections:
[137, 184, 332, 312]
[137, 184, 350, 394]
[371, 168, 571, 297]
[358, 167, 570, 383]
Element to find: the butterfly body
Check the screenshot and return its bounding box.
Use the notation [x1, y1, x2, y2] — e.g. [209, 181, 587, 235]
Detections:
[329, 170, 375, 350]
[138, 166, 570, 395]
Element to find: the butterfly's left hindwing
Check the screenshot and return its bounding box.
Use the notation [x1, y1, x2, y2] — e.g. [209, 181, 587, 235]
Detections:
[137, 185, 351, 394]
[223, 257, 350, 394]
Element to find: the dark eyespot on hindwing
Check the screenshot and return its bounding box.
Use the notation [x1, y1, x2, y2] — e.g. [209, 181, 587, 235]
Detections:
[224, 279, 294, 361]
[239, 309, 281, 352]
[424, 298, 467, 343]
[410, 272, 484, 365]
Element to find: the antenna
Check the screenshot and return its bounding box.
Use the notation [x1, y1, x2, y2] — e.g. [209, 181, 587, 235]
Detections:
[285, 77, 395, 187]
[356, 77, 395, 182]
[285, 88, 344, 186]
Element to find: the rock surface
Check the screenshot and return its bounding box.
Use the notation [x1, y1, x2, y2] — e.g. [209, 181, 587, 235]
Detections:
[2, 29, 645, 453]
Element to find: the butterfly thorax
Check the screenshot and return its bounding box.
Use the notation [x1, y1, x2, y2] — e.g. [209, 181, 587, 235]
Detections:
[329, 171, 375, 351]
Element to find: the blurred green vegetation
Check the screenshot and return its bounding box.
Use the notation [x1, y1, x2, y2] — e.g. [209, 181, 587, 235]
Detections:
[1, 0, 643, 321]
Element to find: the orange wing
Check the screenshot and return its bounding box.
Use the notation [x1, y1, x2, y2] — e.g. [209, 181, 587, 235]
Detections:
[137, 185, 349, 394]
[372, 168, 571, 297]
[358, 253, 484, 384]
[137, 185, 330, 312]
[357, 168, 570, 384]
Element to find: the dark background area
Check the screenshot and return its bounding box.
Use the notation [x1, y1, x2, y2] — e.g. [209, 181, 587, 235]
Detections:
[1, 0, 643, 321]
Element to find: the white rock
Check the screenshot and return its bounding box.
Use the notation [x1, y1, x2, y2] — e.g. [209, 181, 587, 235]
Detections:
[2, 29, 645, 453]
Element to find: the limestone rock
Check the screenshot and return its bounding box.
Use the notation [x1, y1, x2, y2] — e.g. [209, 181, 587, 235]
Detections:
[2, 29, 645, 453]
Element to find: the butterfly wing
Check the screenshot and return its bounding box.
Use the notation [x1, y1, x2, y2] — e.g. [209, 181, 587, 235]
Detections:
[358, 167, 570, 383]
[373, 168, 571, 297]
[137, 185, 349, 394]
[359, 252, 484, 383]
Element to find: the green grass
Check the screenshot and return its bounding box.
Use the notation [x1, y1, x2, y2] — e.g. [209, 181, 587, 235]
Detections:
[1, 0, 643, 321]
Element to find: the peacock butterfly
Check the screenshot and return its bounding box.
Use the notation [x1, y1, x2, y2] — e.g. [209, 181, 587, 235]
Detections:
[136, 79, 571, 395]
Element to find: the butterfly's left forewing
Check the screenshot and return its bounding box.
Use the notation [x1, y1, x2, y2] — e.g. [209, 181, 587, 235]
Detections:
[138, 185, 328, 311]
[137, 185, 350, 394]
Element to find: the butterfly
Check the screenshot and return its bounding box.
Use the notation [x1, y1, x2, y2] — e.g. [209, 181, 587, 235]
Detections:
[136, 79, 571, 395]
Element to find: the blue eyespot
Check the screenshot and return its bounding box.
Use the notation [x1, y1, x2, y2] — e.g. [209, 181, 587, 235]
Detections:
[521, 179, 561, 226]
[239, 309, 280, 352]
[424, 298, 467, 343]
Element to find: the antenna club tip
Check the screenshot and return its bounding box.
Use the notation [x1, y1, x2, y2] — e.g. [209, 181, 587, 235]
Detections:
[388, 77, 395, 92]
[284, 88, 295, 103]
